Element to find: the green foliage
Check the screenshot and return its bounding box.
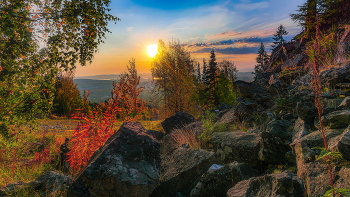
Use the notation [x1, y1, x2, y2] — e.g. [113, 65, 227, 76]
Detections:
[206, 49, 220, 106]
[52, 71, 82, 117]
[0, 0, 119, 141]
[216, 74, 236, 106]
[279, 66, 306, 84]
[255, 42, 269, 74]
[271, 25, 289, 50]
[276, 97, 293, 113]
[322, 187, 350, 197]
[312, 147, 343, 162]
[199, 110, 227, 149]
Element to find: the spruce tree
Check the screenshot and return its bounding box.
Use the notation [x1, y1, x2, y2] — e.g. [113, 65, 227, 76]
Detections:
[206, 49, 219, 106]
[254, 42, 269, 74]
[202, 58, 208, 84]
[271, 25, 289, 50]
[196, 62, 201, 83]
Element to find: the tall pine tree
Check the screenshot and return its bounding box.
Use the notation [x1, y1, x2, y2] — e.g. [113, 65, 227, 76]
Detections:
[254, 42, 269, 74]
[271, 25, 289, 50]
[202, 58, 208, 84]
[206, 49, 219, 106]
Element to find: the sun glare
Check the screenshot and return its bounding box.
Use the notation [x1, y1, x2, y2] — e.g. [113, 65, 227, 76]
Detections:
[147, 44, 158, 57]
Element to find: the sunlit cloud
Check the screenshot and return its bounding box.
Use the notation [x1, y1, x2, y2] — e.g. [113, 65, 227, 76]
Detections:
[192, 46, 259, 55]
[127, 27, 133, 32]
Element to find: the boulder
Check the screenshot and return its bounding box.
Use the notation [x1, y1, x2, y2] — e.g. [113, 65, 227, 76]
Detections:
[338, 96, 350, 109]
[190, 162, 259, 197]
[68, 122, 161, 197]
[161, 112, 195, 134]
[233, 80, 271, 105]
[319, 61, 350, 87]
[146, 130, 165, 141]
[258, 132, 291, 164]
[209, 132, 261, 166]
[335, 25, 350, 64]
[321, 109, 350, 129]
[329, 126, 350, 160]
[0, 171, 72, 197]
[266, 119, 293, 143]
[226, 171, 305, 197]
[150, 147, 216, 197]
[296, 101, 317, 129]
[280, 54, 306, 71]
[214, 107, 236, 129]
[292, 118, 310, 142]
[253, 72, 279, 88]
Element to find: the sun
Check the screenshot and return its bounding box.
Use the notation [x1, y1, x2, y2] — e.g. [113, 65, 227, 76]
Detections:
[147, 44, 158, 57]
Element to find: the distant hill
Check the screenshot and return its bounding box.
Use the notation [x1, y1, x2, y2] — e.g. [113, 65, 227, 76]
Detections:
[73, 72, 255, 103]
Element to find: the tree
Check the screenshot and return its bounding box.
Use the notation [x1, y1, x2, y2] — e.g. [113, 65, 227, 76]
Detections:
[201, 58, 208, 84]
[271, 25, 289, 50]
[254, 42, 269, 74]
[196, 62, 201, 83]
[0, 0, 119, 140]
[218, 59, 238, 83]
[112, 59, 147, 121]
[52, 71, 82, 117]
[206, 49, 219, 106]
[151, 39, 197, 116]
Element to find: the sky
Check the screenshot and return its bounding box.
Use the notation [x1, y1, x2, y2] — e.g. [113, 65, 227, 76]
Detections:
[74, 0, 306, 77]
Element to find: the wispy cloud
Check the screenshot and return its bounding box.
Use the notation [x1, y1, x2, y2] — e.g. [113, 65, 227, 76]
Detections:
[127, 27, 133, 32]
[192, 46, 259, 55]
[234, 2, 270, 11]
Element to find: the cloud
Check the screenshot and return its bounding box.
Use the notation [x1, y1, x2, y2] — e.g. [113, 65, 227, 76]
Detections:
[127, 27, 133, 32]
[234, 2, 269, 11]
[192, 47, 259, 55]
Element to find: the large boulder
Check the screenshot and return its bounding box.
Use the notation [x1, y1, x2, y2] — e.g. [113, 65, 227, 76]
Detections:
[266, 119, 293, 143]
[258, 132, 291, 164]
[68, 122, 161, 197]
[321, 109, 350, 129]
[296, 101, 317, 129]
[319, 61, 350, 87]
[226, 171, 305, 197]
[210, 132, 261, 166]
[190, 162, 259, 197]
[161, 112, 195, 134]
[338, 96, 350, 109]
[292, 118, 310, 142]
[233, 80, 272, 106]
[280, 53, 307, 71]
[335, 25, 350, 64]
[150, 147, 216, 197]
[253, 72, 279, 88]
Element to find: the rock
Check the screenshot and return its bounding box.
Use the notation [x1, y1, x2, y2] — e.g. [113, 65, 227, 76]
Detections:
[292, 118, 310, 142]
[217, 103, 232, 111]
[321, 109, 350, 129]
[335, 25, 350, 64]
[146, 130, 165, 141]
[266, 119, 293, 142]
[150, 147, 216, 197]
[209, 132, 261, 166]
[258, 132, 291, 164]
[296, 101, 317, 129]
[319, 61, 350, 87]
[338, 96, 350, 109]
[161, 112, 195, 134]
[0, 171, 72, 197]
[280, 54, 306, 71]
[253, 72, 279, 88]
[68, 122, 161, 197]
[214, 107, 236, 129]
[226, 171, 305, 197]
[329, 126, 350, 160]
[233, 80, 271, 106]
[190, 162, 259, 197]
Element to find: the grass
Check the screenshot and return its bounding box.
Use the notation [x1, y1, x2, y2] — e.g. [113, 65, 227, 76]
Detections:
[0, 117, 164, 192]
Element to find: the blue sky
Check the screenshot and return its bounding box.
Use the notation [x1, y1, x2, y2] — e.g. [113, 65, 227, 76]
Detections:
[74, 0, 306, 77]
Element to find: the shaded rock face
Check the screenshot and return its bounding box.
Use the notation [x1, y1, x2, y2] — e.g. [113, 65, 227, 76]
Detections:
[210, 132, 261, 166]
[190, 162, 259, 197]
[150, 147, 216, 197]
[161, 112, 195, 135]
[335, 25, 350, 64]
[146, 130, 165, 141]
[338, 96, 350, 109]
[296, 101, 317, 129]
[329, 126, 350, 160]
[233, 80, 271, 105]
[258, 132, 291, 164]
[292, 118, 310, 142]
[267, 119, 293, 143]
[0, 171, 72, 197]
[227, 171, 305, 197]
[321, 109, 350, 129]
[280, 54, 307, 71]
[68, 122, 161, 197]
[253, 72, 279, 88]
[319, 61, 350, 86]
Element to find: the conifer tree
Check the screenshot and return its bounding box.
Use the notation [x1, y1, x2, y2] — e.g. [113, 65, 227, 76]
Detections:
[196, 62, 201, 83]
[271, 25, 289, 50]
[206, 49, 219, 106]
[254, 42, 269, 74]
[202, 58, 208, 84]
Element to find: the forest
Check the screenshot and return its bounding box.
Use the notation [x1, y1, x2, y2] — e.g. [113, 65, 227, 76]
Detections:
[1, 0, 350, 196]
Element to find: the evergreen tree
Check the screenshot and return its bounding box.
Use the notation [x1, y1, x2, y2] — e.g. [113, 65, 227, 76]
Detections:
[218, 60, 238, 82]
[254, 42, 269, 74]
[271, 25, 289, 50]
[202, 58, 208, 84]
[206, 49, 219, 106]
[196, 62, 201, 83]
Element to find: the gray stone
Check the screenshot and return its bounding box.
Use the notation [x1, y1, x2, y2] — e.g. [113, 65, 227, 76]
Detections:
[321, 109, 350, 129]
[161, 112, 195, 134]
[329, 125, 350, 160]
[292, 118, 310, 142]
[68, 122, 161, 197]
[258, 132, 291, 164]
[267, 119, 293, 142]
[338, 96, 350, 109]
[227, 171, 305, 197]
[150, 147, 215, 197]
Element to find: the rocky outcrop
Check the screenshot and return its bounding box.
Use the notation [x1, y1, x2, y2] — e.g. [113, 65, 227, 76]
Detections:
[321, 109, 350, 129]
[150, 147, 215, 197]
[190, 162, 259, 197]
[233, 80, 272, 106]
[68, 122, 161, 197]
[226, 171, 305, 197]
[329, 126, 350, 160]
[266, 119, 293, 142]
[161, 112, 195, 134]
